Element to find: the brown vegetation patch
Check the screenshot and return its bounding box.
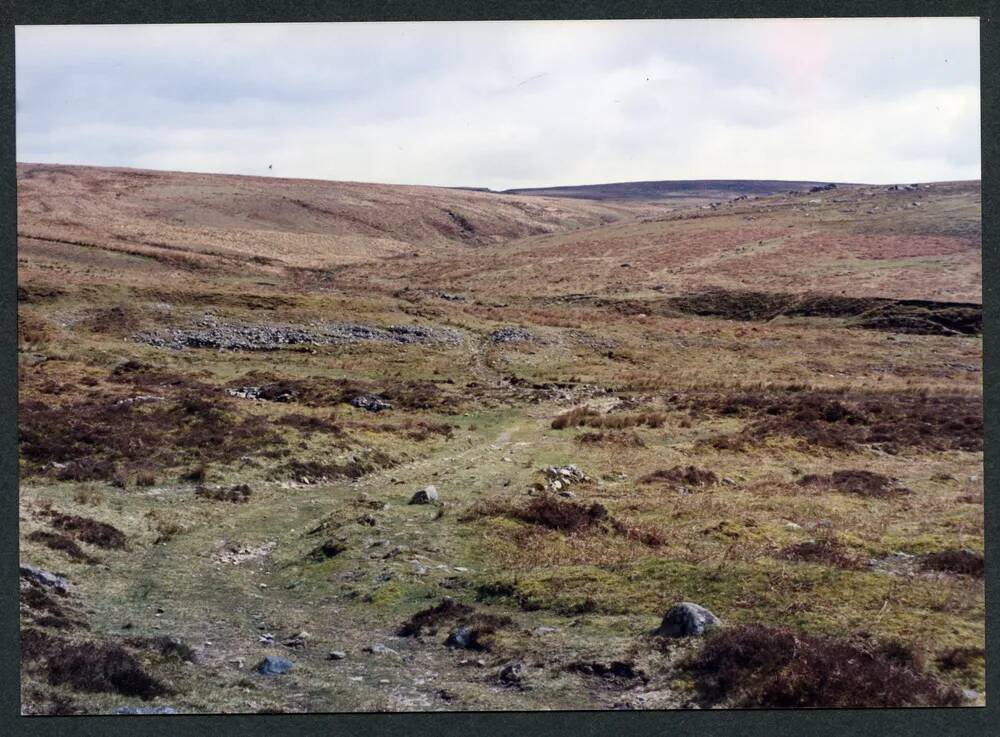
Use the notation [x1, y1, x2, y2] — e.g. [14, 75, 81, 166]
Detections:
[281, 451, 393, 483]
[575, 430, 645, 447]
[935, 646, 985, 673]
[398, 599, 477, 637]
[567, 660, 649, 689]
[465, 496, 666, 547]
[398, 599, 512, 652]
[512, 497, 611, 533]
[681, 624, 963, 708]
[917, 550, 984, 578]
[667, 288, 981, 336]
[77, 305, 143, 335]
[276, 412, 343, 435]
[124, 635, 198, 664]
[19, 391, 285, 480]
[797, 469, 911, 499]
[18, 311, 57, 346]
[20, 584, 87, 630]
[687, 384, 981, 453]
[552, 406, 665, 430]
[361, 418, 455, 441]
[108, 360, 211, 393]
[779, 539, 865, 570]
[21, 628, 169, 700]
[195, 483, 252, 504]
[225, 374, 457, 411]
[41, 511, 127, 550]
[26, 530, 99, 564]
[18, 283, 66, 303]
[641, 465, 718, 489]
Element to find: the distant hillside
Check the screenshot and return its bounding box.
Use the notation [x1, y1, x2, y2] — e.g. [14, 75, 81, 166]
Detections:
[15, 163, 668, 271]
[502, 179, 839, 203]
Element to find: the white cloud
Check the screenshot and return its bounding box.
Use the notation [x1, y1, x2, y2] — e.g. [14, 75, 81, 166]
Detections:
[15, 18, 981, 188]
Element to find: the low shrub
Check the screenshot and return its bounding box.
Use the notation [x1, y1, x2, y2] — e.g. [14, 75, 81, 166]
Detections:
[681, 624, 963, 707]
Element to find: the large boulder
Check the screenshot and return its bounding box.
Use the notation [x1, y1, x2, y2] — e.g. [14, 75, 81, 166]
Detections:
[654, 602, 721, 638]
[409, 485, 438, 505]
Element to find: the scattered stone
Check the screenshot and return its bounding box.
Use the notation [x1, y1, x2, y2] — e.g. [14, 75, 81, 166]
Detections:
[227, 386, 292, 402]
[654, 602, 721, 638]
[255, 656, 293, 676]
[137, 320, 462, 352]
[327, 651, 347, 660]
[409, 485, 438, 504]
[498, 661, 524, 686]
[20, 565, 69, 593]
[542, 464, 589, 492]
[445, 625, 475, 650]
[363, 643, 398, 656]
[282, 631, 309, 649]
[489, 327, 532, 344]
[349, 394, 392, 413]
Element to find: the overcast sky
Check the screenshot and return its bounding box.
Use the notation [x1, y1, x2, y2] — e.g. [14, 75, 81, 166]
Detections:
[16, 19, 980, 189]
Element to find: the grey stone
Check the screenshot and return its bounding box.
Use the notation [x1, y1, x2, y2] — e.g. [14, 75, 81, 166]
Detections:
[489, 327, 532, 344]
[409, 485, 438, 504]
[20, 565, 70, 593]
[363, 643, 398, 655]
[654, 602, 721, 638]
[255, 656, 293, 675]
[498, 661, 523, 685]
[445, 625, 475, 649]
[137, 321, 462, 352]
[350, 394, 392, 413]
[328, 651, 347, 660]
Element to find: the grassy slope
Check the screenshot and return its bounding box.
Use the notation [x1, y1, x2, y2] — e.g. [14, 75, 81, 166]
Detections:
[18, 166, 983, 713]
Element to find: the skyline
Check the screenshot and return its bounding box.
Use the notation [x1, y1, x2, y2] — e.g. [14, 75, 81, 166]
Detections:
[16, 19, 981, 189]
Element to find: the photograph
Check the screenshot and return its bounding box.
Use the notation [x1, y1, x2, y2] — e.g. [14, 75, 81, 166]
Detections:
[15, 17, 984, 714]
